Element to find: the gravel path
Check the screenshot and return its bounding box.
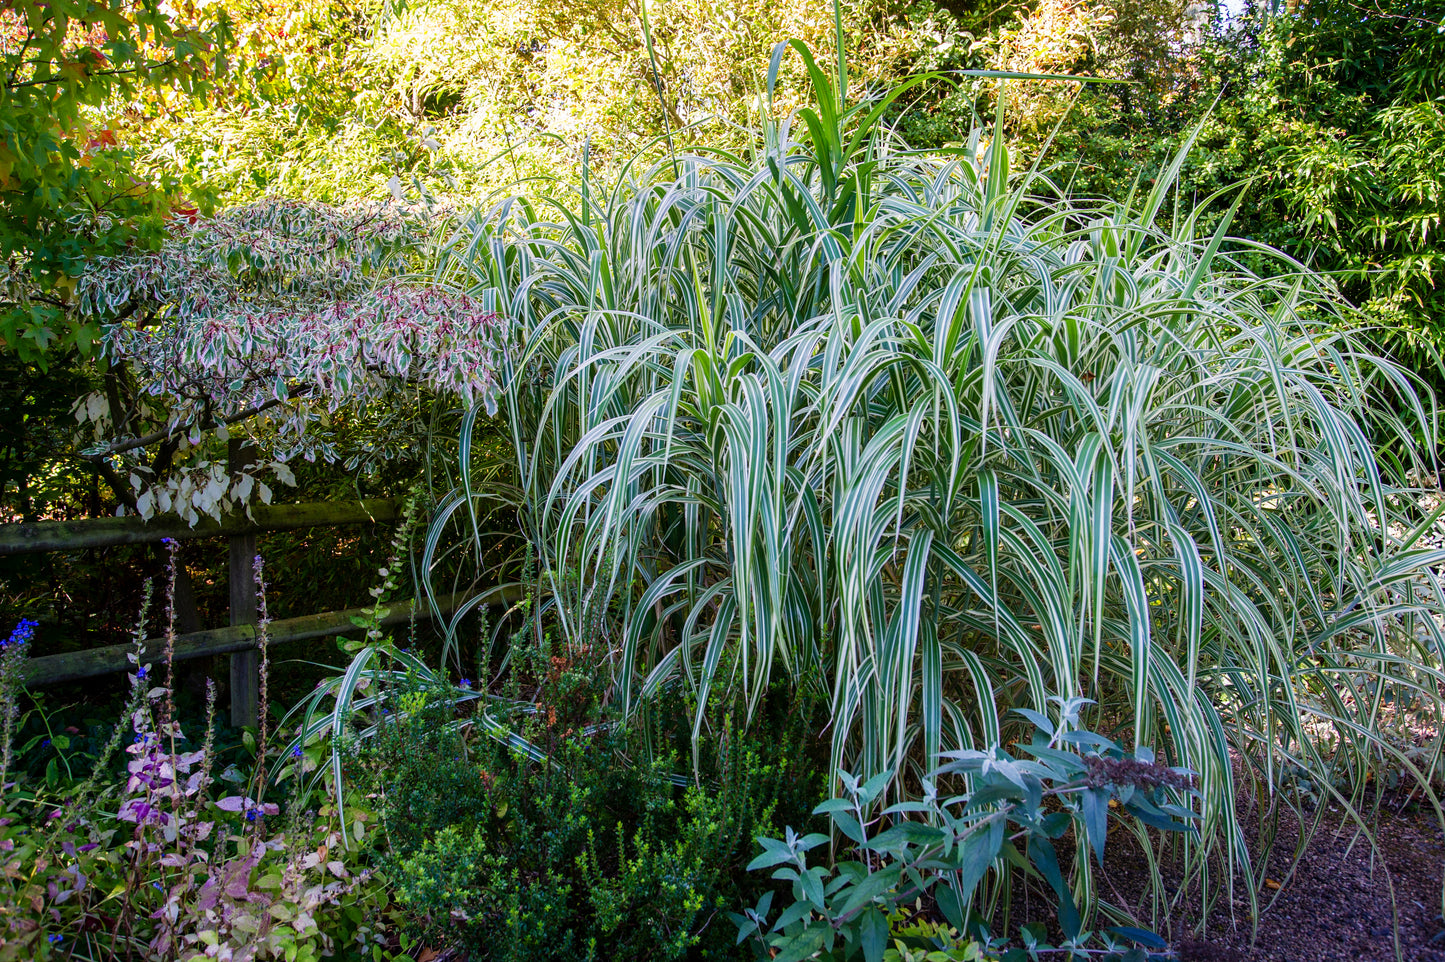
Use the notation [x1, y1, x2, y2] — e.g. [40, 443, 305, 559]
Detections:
[1101, 798, 1445, 961]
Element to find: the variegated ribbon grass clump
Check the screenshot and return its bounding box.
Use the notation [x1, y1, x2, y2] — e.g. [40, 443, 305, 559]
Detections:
[428, 52, 1445, 926]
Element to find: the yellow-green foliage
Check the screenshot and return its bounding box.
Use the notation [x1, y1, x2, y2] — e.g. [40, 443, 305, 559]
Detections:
[141, 0, 1211, 207]
[362, 0, 929, 191]
[145, 0, 943, 203]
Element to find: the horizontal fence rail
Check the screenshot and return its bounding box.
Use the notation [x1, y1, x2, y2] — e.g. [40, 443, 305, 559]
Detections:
[23, 586, 521, 687]
[0, 499, 400, 556]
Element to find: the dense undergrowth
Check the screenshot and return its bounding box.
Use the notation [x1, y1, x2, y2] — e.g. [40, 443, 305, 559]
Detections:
[0, 560, 1218, 962]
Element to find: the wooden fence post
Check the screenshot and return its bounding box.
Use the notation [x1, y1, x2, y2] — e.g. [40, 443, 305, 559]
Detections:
[229, 439, 258, 728]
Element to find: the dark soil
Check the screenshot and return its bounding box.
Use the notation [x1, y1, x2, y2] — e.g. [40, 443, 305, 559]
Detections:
[1099, 793, 1445, 961]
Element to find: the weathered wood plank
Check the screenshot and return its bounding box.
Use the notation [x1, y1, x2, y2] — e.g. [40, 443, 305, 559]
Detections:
[22, 587, 520, 687]
[0, 499, 400, 556]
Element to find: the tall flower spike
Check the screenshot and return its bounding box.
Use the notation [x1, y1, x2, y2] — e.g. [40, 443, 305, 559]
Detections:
[0, 619, 38, 788]
[162, 538, 180, 727]
[252, 553, 272, 789]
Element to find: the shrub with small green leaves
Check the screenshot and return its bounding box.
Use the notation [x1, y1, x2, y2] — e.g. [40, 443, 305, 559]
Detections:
[364, 628, 826, 960]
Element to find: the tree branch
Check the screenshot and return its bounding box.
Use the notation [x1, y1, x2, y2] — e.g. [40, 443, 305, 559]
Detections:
[6, 59, 180, 90]
[80, 389, 311, 459]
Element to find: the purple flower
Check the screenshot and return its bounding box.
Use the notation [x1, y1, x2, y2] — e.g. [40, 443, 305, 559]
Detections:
[118, 799, 154, 823]
[215, 795, 276, 817]
[118, 798, 169, 826]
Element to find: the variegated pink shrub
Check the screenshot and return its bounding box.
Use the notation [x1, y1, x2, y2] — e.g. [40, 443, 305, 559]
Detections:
[74, 199, 505, 522]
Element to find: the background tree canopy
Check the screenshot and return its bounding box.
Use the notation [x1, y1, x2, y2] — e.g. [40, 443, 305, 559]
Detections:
[7, 0, 1443, 395]
[0, 0, 229, 361]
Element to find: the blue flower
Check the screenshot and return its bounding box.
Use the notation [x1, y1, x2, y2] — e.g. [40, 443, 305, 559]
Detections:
[41, 739, 50, 749]
[47, 934, 62, 944]
[136, 666, 147, 679]
[291, 745, 303, 758]
[245, 808, 260, 822]
[459, 678, 472, 690]
[4, 619, 38, 649]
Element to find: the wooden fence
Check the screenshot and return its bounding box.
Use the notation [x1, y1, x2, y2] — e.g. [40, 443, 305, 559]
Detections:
[0, 500, 402, 555]
[5, 496, 503, 726]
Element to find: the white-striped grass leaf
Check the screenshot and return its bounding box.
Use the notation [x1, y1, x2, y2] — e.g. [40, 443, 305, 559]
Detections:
[413, 56, 1445, 920]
